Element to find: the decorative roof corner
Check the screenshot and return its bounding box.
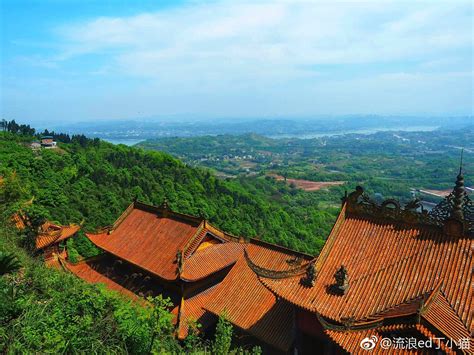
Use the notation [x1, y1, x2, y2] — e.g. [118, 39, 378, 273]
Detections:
[244, 248, 310, 279]
[344, 168, 473, 235]
[334, 265, 349, 295]
[160, 198, 170, 217]
[429, 156, 473, 236]
[300, 262, 316, 287]
[176, 250, 184, 276]
[344, 186, 434, 226]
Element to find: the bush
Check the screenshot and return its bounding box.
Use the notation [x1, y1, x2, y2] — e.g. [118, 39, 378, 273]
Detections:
[66, 238, 80, 263]
[72, 231, 100, 259]
[213, 314, 233, 355]
[0, 224, 262, 354]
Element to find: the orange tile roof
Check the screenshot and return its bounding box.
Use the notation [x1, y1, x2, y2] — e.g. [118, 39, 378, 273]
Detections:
[12, 213, 27, 230]
[43, 245, 68, 269]
[81, 200, 313, 350]
[258, 202, 473, 344]
[203, 241, 310, 352]
[11, 213, 79, 250]
[246, 238, 311, 271]
[65, 258, 141, 301]
[173, 286, 219, 339]
[87, 201, 241, 282]
[180, 242, 244, 282]
[421, 289, 473, 350]
[87, 204, 203, 281]
[325, 323, 457, 354]
[36, 223, 80, 250]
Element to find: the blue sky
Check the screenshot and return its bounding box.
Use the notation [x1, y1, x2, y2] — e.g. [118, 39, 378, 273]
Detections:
[1, 0, 472, 124]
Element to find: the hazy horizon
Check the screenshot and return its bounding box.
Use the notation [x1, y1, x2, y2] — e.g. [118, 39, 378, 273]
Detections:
[2, 0, 473, 124]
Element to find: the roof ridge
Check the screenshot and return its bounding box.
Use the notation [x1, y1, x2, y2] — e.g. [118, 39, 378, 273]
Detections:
[420, 280, 444, 311]
[366, 295, 426, 320]
[316, 312, 384, 331]
[344, 186, 440, 228]
[244, 248, 309, 279]
[422, 286, 471, 334]
[134, 200, 203, 224]
[112, 201, 136, 230]
[204, 222, 234, 242]
[247, 237, 313, 259]
[314, 203, 347, 272]
[182, 221, 207, 260]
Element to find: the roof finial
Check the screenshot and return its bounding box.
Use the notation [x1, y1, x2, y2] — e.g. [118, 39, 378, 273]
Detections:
[334, 265, 349, 295]
[451, 150, 465, 220]
[300, 262, 316, 287]
[176, 250, 183, 275]
[198, 208, 206, 220]
[161, 198, 169, 210]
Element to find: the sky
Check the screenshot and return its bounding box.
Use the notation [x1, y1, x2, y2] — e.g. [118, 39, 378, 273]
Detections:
[0, 0, 472, 124]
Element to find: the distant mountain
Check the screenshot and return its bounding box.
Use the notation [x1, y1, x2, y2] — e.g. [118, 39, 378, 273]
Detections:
[46, 116, 473, 141]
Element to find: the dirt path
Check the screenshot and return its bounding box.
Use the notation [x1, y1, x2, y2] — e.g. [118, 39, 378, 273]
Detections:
[271, 175, 345, 191]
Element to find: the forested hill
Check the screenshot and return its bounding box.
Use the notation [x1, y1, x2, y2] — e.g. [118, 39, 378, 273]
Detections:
[0, 132, 340, 254]
[137, 128, 474, 201]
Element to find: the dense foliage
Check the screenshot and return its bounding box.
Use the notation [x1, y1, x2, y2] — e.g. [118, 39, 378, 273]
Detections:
[0, 223, 264, 354]
[0, 131, 339, 255]
[0, 160, 262, 354]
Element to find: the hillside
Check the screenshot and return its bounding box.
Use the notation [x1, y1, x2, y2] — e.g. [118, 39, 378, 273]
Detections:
[0, 221, 262, 354]
[0, 132, 339, 254]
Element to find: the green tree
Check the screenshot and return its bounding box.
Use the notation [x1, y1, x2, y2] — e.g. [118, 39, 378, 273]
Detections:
[213, 314, 233, 355]
[0, 252, 20, 276]
[183, 319, 203, 353]
[147, 295, 175, 354]
[21, 204, 50, 252]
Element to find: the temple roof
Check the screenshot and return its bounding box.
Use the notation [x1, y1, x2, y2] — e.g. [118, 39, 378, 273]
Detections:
[81, 199, 310, 351]
[64, 258, 142, 302]
[421, 287, 472, 347]
[180, 242, 244, 282]
[173, 286, 218, 340]
[325, 323, 457, 354]
[13, 213, 80, 250]
[86, 201, 236, 282]
[260, 206, 472, 332]
[12, 213, 27, 230]
[254, 175, 473, 351]
[203, 242, 311, 352]
[36, 222, 80, 250]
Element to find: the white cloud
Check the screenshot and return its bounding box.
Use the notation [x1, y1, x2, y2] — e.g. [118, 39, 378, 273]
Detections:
[55, 1, 472, 77]
[4, 0, 472, 121]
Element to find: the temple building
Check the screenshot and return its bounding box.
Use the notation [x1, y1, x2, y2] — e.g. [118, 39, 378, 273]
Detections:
[253, 169, 473, 354]
[64, 200, 310, 352]
[13, 213, 80, 266]
[54, 169, 472, 354]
